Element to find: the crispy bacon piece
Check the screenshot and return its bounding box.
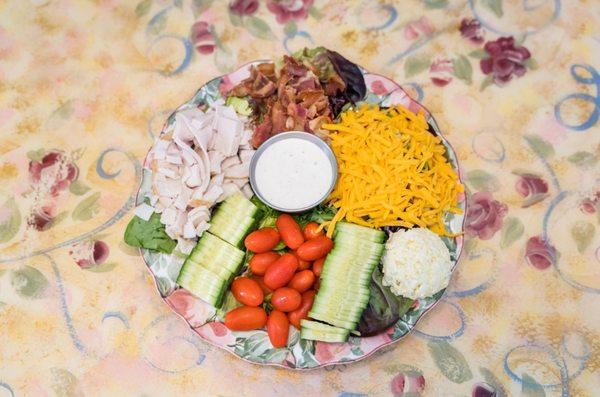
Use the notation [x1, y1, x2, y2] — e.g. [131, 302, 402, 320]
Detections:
[229, 54, 340, 148]
[251, 117, 272, 148]
[250, 73, 276, 98]
[295, 76, 317, 92]
[256, 62, 276, 79]
[271, 101, 287, 134]
[230, 82, 250, 97]
[308, 115, 331, 134]
[231, 65, 277, 98]
[286, 103, 308, 131]
[281, 55, 308, 77]
[298, 89, 327, 110]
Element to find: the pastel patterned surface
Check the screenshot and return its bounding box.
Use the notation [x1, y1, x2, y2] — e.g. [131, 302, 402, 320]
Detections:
[0, 0, 599, 395]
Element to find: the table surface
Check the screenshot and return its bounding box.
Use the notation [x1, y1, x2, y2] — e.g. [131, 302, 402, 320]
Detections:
[1, 1, 599, 396]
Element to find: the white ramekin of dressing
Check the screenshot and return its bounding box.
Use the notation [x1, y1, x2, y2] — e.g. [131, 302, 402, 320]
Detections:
[249, 132, 338, 212]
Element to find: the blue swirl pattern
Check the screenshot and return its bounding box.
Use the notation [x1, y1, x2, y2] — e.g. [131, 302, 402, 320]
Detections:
[413, 300, 466, 341]
[357, 3, 397, 31]
[503, 343, 572, 396]
[554, 64, 600, 131]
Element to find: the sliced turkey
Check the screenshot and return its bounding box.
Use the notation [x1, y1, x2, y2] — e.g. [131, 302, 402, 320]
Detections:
[149, 102, 256, 250]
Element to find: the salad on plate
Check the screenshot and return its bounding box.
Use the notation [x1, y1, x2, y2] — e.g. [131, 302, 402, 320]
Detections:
[124, 47, 465, 368]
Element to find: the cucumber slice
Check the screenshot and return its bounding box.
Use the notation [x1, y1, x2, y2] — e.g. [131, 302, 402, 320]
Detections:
[301, 319, 349, 334]
[300, 327, 349, 343]
[176, 264, 194, 286]
[177, 230, 246, 308]
[188, 233, 245, 273]
[320, 269, 375, 282]
[310, 304, 366, 321]
[315, 293, 370, 306]
[189, 287, 224, 307]
[208, 215, 256, 248]
[322, 256, 381, 271]
[319, 277, 372, 290]
[308, 313, 361, 329]
[326, 245, 384, 262]
[320, 266, 376, 282]
[313, 287, 370, 302]
[177, 265, 222, 287]
[177, 266, 227, 307]
[208, 192, 258, 246]
[333, 222, 386, 243]
[319, 273, 372, 284]
[312, 299, 369, 316]
[218, 191, 258, 214]
[330, 238, 384, 252]
[184, 258, 233, 280]
[310, 304, 367, 319]
[210, 210, 256, 234]
[325, 252, 382, 267]
[308, 221, 386, 331]
[213, 200, 257, 217]
[323, 257, 379, 274]
[308, 311, 358, 330]
[315, 280, 371, 293]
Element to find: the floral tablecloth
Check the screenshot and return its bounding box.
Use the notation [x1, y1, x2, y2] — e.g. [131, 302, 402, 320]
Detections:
[1, 0, 599, 396]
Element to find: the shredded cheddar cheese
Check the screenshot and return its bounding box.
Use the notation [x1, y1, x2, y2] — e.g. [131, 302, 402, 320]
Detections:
[322, 105, 463, 237]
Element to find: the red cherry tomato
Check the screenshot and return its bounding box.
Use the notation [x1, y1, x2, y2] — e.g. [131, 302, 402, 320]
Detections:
[267, 310, 289, 348]
[312, 257, 325, 277]
[251, 276, 273, 295]
[249, 252, 280, 276]
[263, 253, 298, 290]
[271, 287, 302, 312]
[296, 236, 334, 261]
[276, 214, 305, 250]
[291, 250, 312, 271]
[288, 290, 316, 329]
[244, 228, 280, 253]
[231, 277, 264, 307]
[303, 221, 324, 240]
[287, 270, 315, 293]
[224, 306, 267, 331]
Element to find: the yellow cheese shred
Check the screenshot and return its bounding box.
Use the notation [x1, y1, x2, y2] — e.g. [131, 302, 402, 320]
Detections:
[322, 105, 463, 237]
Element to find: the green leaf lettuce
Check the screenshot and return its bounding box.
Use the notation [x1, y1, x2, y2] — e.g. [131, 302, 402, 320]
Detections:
[124, 212, 177, 254]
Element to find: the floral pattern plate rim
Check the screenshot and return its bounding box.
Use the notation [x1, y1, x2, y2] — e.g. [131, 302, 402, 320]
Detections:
[136, 59, 467, 370]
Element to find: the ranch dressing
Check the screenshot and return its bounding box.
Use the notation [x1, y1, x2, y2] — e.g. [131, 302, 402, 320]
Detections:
[254, 138, 333, 211]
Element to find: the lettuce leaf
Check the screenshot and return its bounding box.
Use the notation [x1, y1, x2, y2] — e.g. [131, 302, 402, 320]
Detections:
[225, 96, 253, 116]
[327, 50, 366, 103]
[293, 46, 337, 83]
[250, 195, 279, 228]
[123, 212, 177, 254]
[358, 266, 413, 336]
[292, 203, 337, 228]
